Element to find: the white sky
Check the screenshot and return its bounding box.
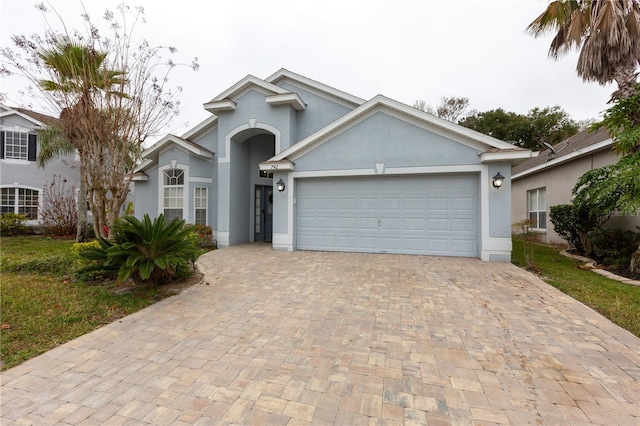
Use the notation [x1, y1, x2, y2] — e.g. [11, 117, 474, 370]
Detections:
[0, 0, 615, 141]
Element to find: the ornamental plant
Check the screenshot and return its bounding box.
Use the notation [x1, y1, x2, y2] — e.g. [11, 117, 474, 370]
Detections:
[79, 214, 200, 285]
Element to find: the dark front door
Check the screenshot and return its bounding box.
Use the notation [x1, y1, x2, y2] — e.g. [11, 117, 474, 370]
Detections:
[254, 185, 273, 242]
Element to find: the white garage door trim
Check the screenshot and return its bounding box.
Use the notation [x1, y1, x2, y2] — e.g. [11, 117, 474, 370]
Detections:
[295, 174, 479, 257]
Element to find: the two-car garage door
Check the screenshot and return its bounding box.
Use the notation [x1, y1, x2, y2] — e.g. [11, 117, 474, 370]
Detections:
[296, 174, 478, 257]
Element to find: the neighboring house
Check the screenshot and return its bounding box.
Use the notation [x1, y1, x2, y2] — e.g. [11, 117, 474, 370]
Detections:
[133, 69, 532, 261]
[511, 128, 640, 244]
[0, 104, 80, 224]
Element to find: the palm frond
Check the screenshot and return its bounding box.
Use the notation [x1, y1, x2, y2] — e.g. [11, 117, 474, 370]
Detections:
[526, 0, 580, 36]
[36, 125, 75, 168]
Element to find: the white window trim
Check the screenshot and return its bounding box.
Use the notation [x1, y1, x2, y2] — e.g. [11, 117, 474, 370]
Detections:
[4, 130, 29, 161]
[1, 159, 30, 165]
[527, 187, 547, 231]
[0, 184, 42, 222]
[194, 186, 208, 226]
[158, 163, 189, 221]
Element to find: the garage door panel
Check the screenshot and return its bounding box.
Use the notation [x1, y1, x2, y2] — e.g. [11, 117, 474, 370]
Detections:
[403, 218, 426, 231]
[427, 217, 451, 231]
[452, 218, 476, 232]
[380, 217, 402, 230]
[452, 239, 476, 254]
[452, 197, 476, 210]
[336, 218, 357, 229]
[296, 175, 478, 257]
[404, 198, 425, 210]
[427, 197, 449, 210]
[426, 238, 450, 253]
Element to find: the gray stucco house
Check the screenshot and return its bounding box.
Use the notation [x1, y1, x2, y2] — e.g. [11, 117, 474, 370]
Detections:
[133, 69, 532, 261]
[512, 128, 640, 244]
[0, 104, 80, 224]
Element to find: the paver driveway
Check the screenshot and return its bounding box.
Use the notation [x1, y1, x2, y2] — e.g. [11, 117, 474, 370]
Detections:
[2, 245, 639, 425]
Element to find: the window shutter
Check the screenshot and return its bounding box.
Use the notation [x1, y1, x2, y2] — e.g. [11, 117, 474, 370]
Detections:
[28, 134, 37, 162]
[0, 131, 4, 159]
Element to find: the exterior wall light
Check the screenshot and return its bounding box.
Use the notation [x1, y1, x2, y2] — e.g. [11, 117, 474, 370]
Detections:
[276, 179, 286, 192]
[492, 172, 504, 189]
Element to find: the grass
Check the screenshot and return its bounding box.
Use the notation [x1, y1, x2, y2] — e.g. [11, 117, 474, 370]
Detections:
[0, 236, 181, 370]
[512, 236, 640, 337]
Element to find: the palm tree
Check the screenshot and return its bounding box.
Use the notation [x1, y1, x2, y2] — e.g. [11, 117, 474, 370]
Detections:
[37, 40, 127, 240]
[35, 125, 90, 241]
[526, 0, 640, 99]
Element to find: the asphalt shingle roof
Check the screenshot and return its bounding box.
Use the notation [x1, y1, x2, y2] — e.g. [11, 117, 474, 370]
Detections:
[512, 127, 611, 176]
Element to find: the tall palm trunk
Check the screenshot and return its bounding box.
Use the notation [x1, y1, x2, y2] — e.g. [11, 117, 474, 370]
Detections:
[612, 66, 640, 101]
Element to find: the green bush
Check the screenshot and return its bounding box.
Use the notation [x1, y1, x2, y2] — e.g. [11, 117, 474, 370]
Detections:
[70, 240, 108, 280]
[588, 228, 640, 268]
[79, 214, 200, 285]
[549, 204, 600, 256]
[0, 214, 28, 236]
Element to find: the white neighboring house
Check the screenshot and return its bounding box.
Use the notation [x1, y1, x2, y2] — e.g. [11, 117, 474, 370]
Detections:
[0, 104, 80, 226]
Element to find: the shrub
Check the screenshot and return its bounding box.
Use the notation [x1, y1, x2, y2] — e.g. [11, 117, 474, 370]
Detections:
[588, 228, 640, 268]
[549, 204, 600, 256]
[193, 224, 215, 247]
[0, 213, 28, 236]
[70, 240, 108, 280]
[79, 214, 200, 285]
[40, 175, 77, 236]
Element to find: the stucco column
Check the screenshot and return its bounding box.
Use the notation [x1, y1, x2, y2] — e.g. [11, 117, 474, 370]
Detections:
[217, 160, 231, 247]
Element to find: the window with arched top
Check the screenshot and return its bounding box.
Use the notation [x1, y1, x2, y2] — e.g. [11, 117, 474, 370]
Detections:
[163, 168, 184, 220]
[1, 187, 39, 219]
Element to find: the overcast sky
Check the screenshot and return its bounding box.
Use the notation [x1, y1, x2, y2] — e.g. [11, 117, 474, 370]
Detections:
[1, 0, 615, 140]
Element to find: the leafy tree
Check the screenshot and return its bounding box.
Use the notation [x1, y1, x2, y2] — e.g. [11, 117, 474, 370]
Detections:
[413, 96, 471, 122]
[459, 108, 528, 144]
[526, 0, 640, 100]
[459, 106, 579, 150]
[593, 84, 640, 155]
[1, 4, 198, 238]
[573, 152, 640, 216]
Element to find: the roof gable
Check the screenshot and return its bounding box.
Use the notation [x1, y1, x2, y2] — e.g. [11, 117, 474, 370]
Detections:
[135, 134, 214, 174]
[266, 68, 365, 108]
[268, 95, 531, 164]
[0, 104, 57, 127]
[512, 128, 612, 179]
[203, 74, 305, 113]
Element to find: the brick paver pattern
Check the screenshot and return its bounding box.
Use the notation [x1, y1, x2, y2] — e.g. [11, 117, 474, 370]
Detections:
[1, 245, 639, 425]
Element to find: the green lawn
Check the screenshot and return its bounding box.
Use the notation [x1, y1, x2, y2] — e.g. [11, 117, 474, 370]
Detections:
[512, 236, 640, 337]
[0, 236, 176, 370]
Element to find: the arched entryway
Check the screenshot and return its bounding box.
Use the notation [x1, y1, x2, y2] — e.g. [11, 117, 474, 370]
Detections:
[227, 128, 276, 244]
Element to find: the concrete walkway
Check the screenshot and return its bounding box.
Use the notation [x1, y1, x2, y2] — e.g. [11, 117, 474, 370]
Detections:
[1, 245, 639, 425]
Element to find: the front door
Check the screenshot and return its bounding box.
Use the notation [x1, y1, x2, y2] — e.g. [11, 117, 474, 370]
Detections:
[254, 185, 273, 242]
